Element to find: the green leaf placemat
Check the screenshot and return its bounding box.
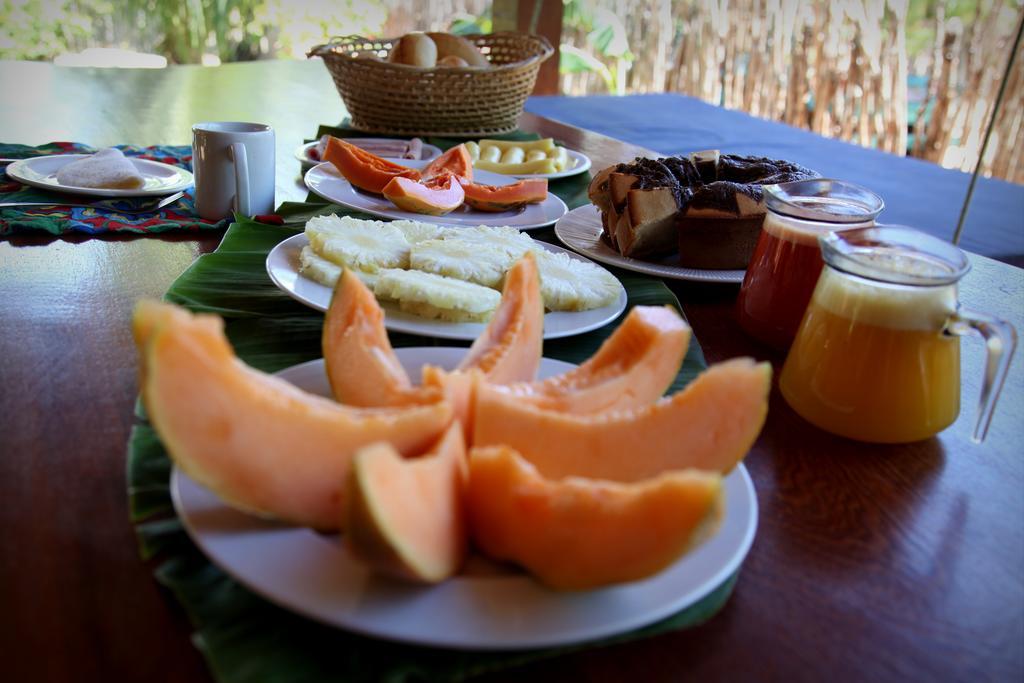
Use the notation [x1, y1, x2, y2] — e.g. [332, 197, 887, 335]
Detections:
[128, 192, 736, 681]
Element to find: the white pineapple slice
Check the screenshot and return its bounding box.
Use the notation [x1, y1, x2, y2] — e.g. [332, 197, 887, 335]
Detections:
[534, 249, 622, 311]
[444, 225, 539, 259]
[304, 213, 392, 239]
[305, 214, 410, 272]
[389, 219, 446, 245]
[374, 269, 500, 323]
[298, 245, 342, 287]
[409, 238, 517, 289]
[298, 247, 378, 290]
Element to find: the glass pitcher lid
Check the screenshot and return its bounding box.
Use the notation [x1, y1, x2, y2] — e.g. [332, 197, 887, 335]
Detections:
[820, 225, 971, 286]
[764, 179, 884, 223]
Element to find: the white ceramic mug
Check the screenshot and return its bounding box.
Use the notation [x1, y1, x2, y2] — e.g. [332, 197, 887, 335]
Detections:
[192, 122, 275, 220]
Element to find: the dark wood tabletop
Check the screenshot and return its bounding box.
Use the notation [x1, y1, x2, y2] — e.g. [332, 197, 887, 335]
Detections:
[1, 59, 1021, 683]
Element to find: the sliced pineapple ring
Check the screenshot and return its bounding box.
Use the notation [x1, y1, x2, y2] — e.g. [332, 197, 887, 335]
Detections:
[534, 249, 622, 312]
[389, 219, 447, 245]
[410, 239, 518, 289]
[299, 216, 620, 317]
[304, 214, 410, 272]
[299, 247, 378, 290]
[374, 269, 501, 323]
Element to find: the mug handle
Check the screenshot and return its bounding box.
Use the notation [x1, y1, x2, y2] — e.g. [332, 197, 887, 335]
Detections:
[945, 308, 1018, 442]
[228, 142, 251, 216]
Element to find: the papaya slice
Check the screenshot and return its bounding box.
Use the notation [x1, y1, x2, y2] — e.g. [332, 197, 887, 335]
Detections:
[323, 268, 434, 407]
[324, 137, 420, 194]
[422, 143, 473, 182]
[345, 422, 468, 583]
[473, 358, 771, 482]
[460, 177, 548, 212]
[382, 174, 465, 215]
[495, 305, 692, 414]
[135, 301, 452, 530]
[466, 445, 724, 590]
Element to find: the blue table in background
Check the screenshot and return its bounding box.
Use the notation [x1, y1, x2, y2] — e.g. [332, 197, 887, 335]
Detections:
[527, 93, 1024, 266]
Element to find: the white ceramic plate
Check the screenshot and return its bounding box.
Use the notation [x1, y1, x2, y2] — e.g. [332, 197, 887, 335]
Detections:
[171, 348, 759, 651]
[266, 233, 627, 341]
[304, 160, 568, 231]
[5, 154, 194, 197]
[295, 139, 443, 169]
[555, 205, 747, 284]
[490, 148, 592, 180]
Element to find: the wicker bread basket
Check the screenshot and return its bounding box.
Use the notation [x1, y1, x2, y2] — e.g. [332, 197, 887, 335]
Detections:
[308, 32, 554, 137]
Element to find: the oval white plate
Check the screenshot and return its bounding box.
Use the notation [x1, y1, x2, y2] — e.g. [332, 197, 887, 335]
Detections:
[266, 232, 627, 341]
[171, 348, 759, 651]
[304, 160, 568, 231]
[295, 138, 443, 169]
[555, 205, 746, 284]
[482, 148, 592, 180]
[5, 154, 194, 198]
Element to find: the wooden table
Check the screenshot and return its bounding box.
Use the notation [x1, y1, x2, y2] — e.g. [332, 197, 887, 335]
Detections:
[1, 59, 1022, 682]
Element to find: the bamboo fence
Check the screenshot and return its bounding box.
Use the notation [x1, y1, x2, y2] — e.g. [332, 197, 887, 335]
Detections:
[560, 0, 1024, 185]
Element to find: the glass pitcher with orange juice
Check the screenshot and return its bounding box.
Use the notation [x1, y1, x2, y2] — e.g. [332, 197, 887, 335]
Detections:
[780, 225, 1017, 444]
[736, 180, 884, 350]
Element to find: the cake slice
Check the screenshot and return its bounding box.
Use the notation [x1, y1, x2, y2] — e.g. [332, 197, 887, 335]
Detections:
[615, 187, 681, 258]
[589, 151, 818, 268]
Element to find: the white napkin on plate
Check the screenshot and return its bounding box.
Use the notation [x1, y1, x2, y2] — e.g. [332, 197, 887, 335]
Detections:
[55, 147, 146, 190]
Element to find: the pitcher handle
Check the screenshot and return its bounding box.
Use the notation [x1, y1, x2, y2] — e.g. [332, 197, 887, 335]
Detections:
[945, 307, 1018, 442]
[228, 142, 251, 216]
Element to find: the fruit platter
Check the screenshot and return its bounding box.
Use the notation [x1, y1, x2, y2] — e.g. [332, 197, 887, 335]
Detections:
[305, 137, 568, 229]
[463, 137, 592, 180]
[267, 215, 628, 340]
[137, 247, 768, 646]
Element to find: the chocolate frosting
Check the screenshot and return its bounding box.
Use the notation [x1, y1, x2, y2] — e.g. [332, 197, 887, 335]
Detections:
[616, 154, 818, 215]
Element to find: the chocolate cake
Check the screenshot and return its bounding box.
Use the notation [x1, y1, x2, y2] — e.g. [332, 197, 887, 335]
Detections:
[587, 151, 818, 268]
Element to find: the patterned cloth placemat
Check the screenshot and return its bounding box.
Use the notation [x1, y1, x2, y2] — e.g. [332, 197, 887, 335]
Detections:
[0, 142, 227, 235]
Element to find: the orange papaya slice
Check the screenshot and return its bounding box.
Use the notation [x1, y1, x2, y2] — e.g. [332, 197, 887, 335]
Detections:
[382, 174, 465, 215]
[460, 177, 548, 212]
[422, 144, 473, 182]
[324, 137, 420, 194]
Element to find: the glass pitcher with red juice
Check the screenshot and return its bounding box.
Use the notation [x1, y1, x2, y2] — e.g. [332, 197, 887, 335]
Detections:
[736, 180, 884, 350]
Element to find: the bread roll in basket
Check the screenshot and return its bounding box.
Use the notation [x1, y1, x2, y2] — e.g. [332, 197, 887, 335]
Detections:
[308, 32, 554, 137]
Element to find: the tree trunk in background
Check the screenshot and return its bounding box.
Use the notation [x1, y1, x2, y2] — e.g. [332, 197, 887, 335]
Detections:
[494, 0, 560, 94]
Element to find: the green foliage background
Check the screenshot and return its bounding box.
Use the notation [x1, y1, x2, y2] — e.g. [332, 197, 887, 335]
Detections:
[0, 0, 983, 66]
[0, 0, 388, 63]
